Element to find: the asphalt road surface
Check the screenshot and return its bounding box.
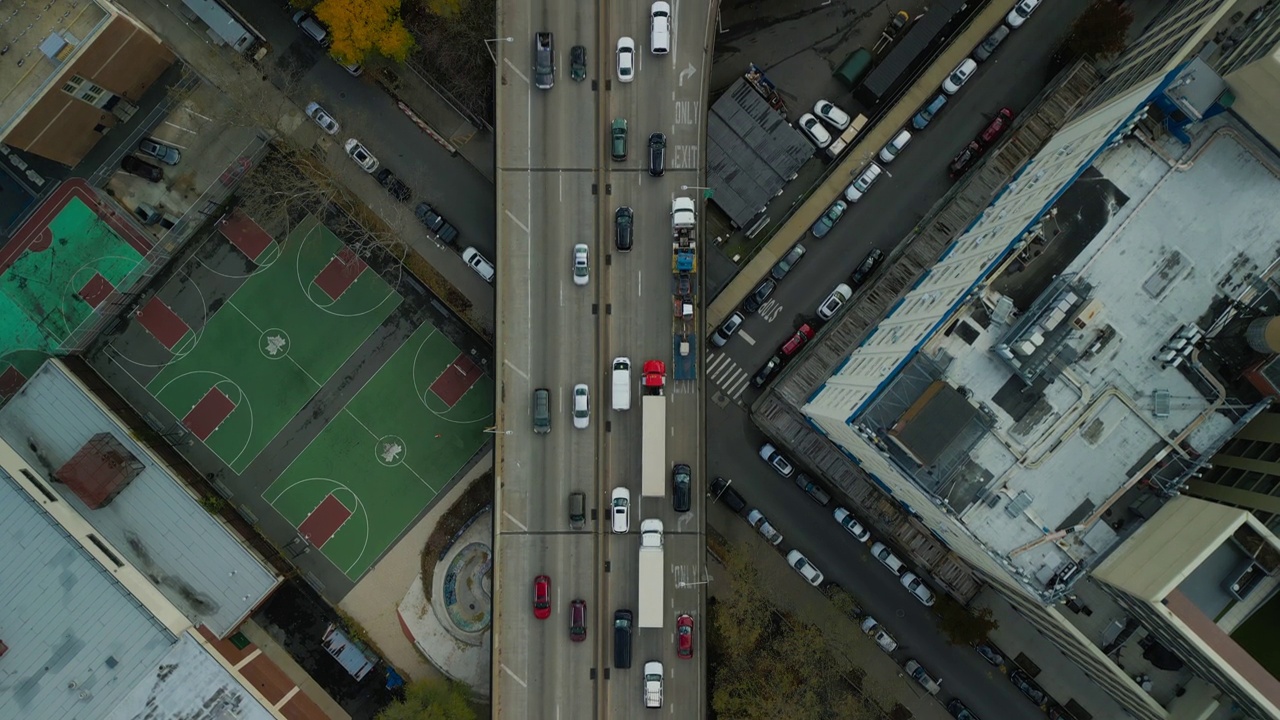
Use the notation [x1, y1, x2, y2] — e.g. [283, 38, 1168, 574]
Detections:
[491, 0, 713, 718]
[705, 1, 1092, 718]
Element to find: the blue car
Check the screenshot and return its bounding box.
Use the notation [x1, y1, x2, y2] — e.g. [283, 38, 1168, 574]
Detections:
[811, 200, 848, 238]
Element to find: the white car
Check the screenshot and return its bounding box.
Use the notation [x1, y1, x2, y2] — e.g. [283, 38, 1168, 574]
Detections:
[1006, 0, 1041, 28]
[343, 138, 379, 173]
[942, 58, 977, 95]
[616, 37, 636, 83]
[787, 550, 824, 586]
[813, 100, 851, 130]
[844, 163, 883, 203]
[870, 541, 907, 575]
[572, 243, 589, 286]
[818, 283, 852, 320]
[747, 509, 783, 546]
[759, 442, 794, 477]
[833, 506, 870, 542]
[305, 102, 339, 135]
[462, 247, 495, 283]
[611, 487, 631, 533]
[797, 113, 832, 148]
[901, 571, 936, 606]
[572, 383, 590, 429]
[878, 129, 912, 164]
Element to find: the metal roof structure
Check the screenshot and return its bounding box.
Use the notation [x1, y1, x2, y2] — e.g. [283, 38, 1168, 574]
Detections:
[0, 360, 280, 638]
[0, 468, 176, 719]
[707, 78, 814, 228]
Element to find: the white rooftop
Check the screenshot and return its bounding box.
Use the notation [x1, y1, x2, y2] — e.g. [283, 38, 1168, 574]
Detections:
[0, 360, 279, 637]
[924, 127, 1274, 583]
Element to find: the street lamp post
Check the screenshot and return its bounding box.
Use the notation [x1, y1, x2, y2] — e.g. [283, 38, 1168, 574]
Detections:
[680, 184, 714, 199]
[483, 426, 513, 435]
[484, 37, 513, 64]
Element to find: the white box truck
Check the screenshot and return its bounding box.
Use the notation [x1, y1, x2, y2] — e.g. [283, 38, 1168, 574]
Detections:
[638, 519, 664, 628]
[612, 357, 631, 411]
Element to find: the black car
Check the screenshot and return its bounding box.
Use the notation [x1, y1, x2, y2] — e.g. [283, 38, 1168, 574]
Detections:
[949, 140, 983, 179]
[615, 206, 633, 251]
[770, 244, 807, 281]
[850, 248, 884, 287]
[946, 699, 979, 720]
[120, 156, 163, 182]
[1009, 668, 1048, 706]
[710, 476, 747, 513]
[648, 132, 666, 177]
[415, 202, 459, 245]
[752, 355, 783, 388]
[671, 463, 691, 512]
[376, 168, 412, 202]
[570, 45, 587, 81]
[741, 278, 777, 314]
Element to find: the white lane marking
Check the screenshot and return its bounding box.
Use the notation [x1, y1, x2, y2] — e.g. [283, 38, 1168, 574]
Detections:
[738, 330, 756, 345]
[504, 359, 530, 381]
[638, 270, 643, 296]
[506, 209, 530, 234]
[503, 511, 528, 531]
[500, 664, 528, 687]
[504, 58, 529, 84]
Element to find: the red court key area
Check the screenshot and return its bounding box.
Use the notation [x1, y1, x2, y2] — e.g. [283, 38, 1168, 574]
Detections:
[136, 296, 191, 350]
[428, 353, 483, 406]
[314, 246, 367, 301]
[182, 387, 236, 441]
[298, 494, 354, 548]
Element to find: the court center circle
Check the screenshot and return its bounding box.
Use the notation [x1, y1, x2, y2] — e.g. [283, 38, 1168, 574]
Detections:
[375, 434, 407, 467]
[259, 328, 291, 360]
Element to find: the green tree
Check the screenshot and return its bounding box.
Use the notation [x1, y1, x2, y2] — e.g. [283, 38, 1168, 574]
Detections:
[1061, 0, 1135, 61]
[935, 597, 999, 646]
[376, 677, 475, 720]
[314, 0, 415, 65]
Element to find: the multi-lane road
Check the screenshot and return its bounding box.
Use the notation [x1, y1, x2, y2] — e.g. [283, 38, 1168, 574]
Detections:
[492, 0, 712, 717]
[703, 0, 1092, 717]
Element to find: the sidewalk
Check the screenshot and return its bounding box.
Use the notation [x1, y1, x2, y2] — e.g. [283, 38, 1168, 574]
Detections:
[710, 503, 953, 720]
[378, 61, 496, 185]
[114, 0, 496, 335]
[339, 451, 494, 686]
[705, 0, 1021, 330]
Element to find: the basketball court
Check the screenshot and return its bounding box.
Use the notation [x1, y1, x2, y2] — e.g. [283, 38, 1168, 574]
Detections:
[264, 323, 494, 579]
[0, 179, 153, 395]
[104, 209, 494, 582]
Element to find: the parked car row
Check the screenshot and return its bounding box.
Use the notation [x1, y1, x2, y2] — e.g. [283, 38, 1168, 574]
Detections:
[949, 107, 1016, 179]
[796, 98, 853, 149]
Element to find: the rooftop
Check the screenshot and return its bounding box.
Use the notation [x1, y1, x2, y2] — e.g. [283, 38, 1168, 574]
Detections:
[868, 121, 1280, 597]
[707, 76, 815, 228]
[0, 360, 279, 637]
[0, 0, 109, 137]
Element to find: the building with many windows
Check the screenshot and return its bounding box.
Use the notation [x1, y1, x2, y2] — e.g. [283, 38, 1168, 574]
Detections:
[755, 0, 1280, 717]
[0, 0, 174, 166]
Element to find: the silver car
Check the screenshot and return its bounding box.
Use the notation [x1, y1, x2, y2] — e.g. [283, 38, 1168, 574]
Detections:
[747, 509, 783, 546]
[572, 243, 589, 286]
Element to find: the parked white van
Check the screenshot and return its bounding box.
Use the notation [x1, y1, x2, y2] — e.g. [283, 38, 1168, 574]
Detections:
[612, 357, 632, 410]
[650, 2, 671, 55]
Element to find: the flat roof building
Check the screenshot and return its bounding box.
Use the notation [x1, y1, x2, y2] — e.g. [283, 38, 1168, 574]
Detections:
[752, 0, 1280, 717]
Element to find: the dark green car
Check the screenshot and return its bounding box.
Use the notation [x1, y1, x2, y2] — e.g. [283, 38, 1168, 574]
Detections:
[570, 45, 587, 81]
[611, 118, 627, 161]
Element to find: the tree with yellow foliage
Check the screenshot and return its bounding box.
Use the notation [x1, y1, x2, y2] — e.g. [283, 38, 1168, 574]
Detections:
[314, 0, 415, 65]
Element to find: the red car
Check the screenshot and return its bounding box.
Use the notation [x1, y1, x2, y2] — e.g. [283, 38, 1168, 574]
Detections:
[677, 614, 694, 659]
[979, 107, 1015, 146]
[533, 575, 551, 619]
[780, 324, 815, 356]
[569, 599, 587, 641]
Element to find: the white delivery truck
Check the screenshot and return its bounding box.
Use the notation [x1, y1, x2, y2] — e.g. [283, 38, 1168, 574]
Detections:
[638, 519, 664, 628]
[612, 357, 632, 411]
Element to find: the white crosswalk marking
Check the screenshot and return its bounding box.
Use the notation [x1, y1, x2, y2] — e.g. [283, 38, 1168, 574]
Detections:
[707, 353, 751, 400]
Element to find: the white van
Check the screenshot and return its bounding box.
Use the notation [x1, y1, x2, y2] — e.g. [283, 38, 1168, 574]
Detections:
[612, 357, 632, 410]
[650, 2, 671, 55]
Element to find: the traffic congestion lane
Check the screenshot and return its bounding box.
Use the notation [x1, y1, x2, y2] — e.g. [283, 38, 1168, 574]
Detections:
[708, 0, 1092, 386]
[705, 404, 1050, 720]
